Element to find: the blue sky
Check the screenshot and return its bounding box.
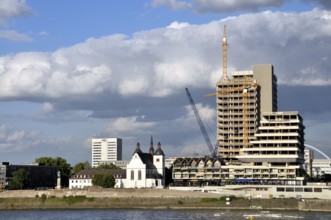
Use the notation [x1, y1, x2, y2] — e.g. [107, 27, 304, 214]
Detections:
[0, 0, 331, 165]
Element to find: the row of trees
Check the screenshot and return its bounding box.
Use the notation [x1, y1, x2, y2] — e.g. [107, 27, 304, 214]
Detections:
[8, 157, 118, 190]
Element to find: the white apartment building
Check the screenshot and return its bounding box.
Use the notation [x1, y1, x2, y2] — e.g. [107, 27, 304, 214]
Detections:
[92, 138, 122, 168]
[304, 149, 314, 177]
[312, 159, 331, 177]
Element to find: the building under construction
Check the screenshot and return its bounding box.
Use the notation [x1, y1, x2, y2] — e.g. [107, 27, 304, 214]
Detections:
[212, 26, 305, 185]
[172, 25, 306, 186]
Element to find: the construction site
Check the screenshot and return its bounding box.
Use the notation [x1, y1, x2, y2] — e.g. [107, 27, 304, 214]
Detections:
[172, 25, 306, 187]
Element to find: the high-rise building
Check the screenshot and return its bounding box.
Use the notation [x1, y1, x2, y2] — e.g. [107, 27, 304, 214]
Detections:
[91, 138, 122, 168]
[214, 64, 305, 184]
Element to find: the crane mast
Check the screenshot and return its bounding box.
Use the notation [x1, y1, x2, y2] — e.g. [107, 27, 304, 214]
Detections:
[222, 25, 229, 81]
[186, 88, 217, 157]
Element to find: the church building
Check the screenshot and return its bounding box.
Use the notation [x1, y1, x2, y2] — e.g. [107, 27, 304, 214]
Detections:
[116, 137, 165, 188]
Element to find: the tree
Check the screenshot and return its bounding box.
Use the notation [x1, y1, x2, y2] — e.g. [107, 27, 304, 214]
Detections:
[92, 173, 115, 188]
[9, 169, 30, 190]
[94, 163, 120, 170]
[71, 161, 91, 175]
[35, 157, 71, 187]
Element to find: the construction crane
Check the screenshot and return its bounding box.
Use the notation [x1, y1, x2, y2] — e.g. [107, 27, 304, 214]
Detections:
[185, 88, 217, 157]
[206, 80, 257, 148]
[206, 25, 256, 149]
[222, 25, 229, 82]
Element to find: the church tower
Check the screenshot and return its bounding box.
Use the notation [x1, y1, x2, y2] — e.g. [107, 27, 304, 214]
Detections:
[153, 142, 165, 178]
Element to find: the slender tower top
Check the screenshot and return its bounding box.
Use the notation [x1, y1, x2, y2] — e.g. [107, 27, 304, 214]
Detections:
[222, 25, 229, 81]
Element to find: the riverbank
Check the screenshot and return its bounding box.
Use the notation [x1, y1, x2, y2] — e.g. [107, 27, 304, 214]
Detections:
[0, 188, 331, 211]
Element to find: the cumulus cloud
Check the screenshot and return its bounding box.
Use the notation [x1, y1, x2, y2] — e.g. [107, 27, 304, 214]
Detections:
[151, 0, 191, 10]
[0, 0, 33, 41]
[0, 124, 40, 152]
[0, 9, 330, 104]
[1, 8, 331, 161]
[0, 30, 32, 42]
[303, 0, 331, 10]
[0, 0, 32, 21]
[194, 0, 285, 13]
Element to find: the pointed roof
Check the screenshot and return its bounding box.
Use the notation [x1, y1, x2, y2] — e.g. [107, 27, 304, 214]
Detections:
[154, 142, 164, 156]
[133, 142, 142, 154]
[149, 135, 154, 155]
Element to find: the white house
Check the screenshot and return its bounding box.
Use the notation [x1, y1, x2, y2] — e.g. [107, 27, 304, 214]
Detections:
[120, 138, 165, 188]
[69, 169, 125, 189]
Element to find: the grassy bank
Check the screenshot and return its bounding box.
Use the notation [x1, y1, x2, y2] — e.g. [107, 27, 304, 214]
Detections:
[0, 195, 301, 210]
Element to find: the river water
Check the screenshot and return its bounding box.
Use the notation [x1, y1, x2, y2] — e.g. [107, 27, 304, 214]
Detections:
[0, 209, 330, 220]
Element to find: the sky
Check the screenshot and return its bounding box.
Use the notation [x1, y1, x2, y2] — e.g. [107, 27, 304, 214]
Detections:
[0, 0, 330, 166]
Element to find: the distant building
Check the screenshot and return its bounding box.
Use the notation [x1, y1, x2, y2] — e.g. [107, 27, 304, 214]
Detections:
[92, 138, 122, 167]
[0, 162, 58, 189]
[111, 160, 129, 169]
[304, 149, 314, 177]
[69, 169, 126, 189]
[165, 157, 177, 169]
[312, 159, 331, 177]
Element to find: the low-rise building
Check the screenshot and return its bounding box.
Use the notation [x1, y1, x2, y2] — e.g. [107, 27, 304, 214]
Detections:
[69, 169, 126, 189]
[0, 162, 58, 189]
[172, 157, 225, 186]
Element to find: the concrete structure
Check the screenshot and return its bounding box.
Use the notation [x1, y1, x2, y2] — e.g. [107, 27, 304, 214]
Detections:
[92, 138, 122, 168]
[213, 64, 305, 185]
[312, 159, 331, 177]
[172, 157, 225, 186]
[69, 169, 125, 189]
[111, 160, 129, 169]
[304, 149, 314, 177]
[0, 162, 58, 189]
[169, 185, 331, 200]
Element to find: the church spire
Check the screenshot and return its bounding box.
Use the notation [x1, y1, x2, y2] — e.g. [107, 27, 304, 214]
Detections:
[149, 135, 154, 154]
[133, 142, 142, 154]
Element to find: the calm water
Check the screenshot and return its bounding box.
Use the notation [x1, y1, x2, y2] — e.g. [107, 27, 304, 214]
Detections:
[0, 209, 330, 220]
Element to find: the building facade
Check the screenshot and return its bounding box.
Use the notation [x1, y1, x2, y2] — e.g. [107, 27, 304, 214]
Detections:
[92, 138, 122, 168]
[121, 139, 165, 188]
[69, 169, 125, 189]
[172, 157, 225, 186]
[213, 64, 306, 185]
[304, 149, 314, 177]
[0, 162, 58, 189]
[312, 159, 331, 177]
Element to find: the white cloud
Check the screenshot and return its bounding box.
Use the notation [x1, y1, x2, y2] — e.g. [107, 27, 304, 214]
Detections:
[151, 0, 191, 10]
[108, 116, 156, 133]
[0, 0, 32, 21]
[0, 124, 40, 152]
[0, 9, 330, 102]
[193, 0, 285, 13]
[0, 30, 32, 42]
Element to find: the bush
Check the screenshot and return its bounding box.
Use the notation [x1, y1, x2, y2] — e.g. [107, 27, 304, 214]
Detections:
[63, 195, 87, 205]
[41, 194, 47, 203]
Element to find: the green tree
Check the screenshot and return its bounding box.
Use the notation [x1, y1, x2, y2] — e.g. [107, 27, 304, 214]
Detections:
[92, 173, 115, 188]
[8, 169, 30, 190]
[95, 163, 120, 170]
[71, 161, 91, 175]
[35, 157, 71, 187]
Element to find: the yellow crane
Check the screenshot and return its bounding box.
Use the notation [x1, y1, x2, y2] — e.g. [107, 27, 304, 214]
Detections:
[206, 80, 257, 149]
[206, 25, 257, 149]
